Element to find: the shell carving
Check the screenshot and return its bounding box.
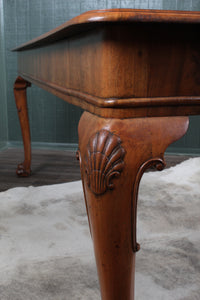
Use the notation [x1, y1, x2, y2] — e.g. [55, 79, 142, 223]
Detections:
[85, 129, 125, 195]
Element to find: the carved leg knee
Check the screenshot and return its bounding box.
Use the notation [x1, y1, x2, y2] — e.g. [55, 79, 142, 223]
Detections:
[77, 111, 189, 300]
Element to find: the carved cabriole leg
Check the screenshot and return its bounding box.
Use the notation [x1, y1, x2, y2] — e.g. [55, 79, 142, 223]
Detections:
[14, 76, 31, 176]
[78, 111, 189, 300]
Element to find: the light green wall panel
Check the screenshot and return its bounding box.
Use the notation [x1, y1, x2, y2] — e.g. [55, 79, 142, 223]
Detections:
[2, 0, 200, 154]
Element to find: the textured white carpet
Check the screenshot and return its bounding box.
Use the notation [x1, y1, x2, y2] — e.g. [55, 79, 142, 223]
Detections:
[0, 158, 200, 299]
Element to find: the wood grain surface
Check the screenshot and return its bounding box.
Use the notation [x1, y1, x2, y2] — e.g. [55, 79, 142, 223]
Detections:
[14, 10, 200, 118]
[77, 111, 189, 299]
[13, 8, 200, 299]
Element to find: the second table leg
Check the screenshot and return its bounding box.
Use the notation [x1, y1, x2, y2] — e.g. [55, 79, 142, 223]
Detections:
[14, 76, 31, 177]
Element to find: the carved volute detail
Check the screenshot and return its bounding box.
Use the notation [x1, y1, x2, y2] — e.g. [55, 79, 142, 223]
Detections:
[85, 129, 125, 195]
[131, 158, 166, 252]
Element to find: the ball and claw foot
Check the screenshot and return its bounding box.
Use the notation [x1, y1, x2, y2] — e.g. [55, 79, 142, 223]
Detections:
[16, 163, 31, 177]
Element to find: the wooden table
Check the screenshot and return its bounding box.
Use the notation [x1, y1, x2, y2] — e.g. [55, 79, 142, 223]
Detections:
[13, 9, 200, 300]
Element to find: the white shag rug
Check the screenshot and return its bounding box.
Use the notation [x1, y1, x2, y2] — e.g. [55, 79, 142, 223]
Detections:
[0, 158, 200, 300]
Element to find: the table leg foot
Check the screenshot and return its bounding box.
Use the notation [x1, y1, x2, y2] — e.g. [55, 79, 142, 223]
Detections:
[77, 111, 189, 300]
[14, 76, 31, 177]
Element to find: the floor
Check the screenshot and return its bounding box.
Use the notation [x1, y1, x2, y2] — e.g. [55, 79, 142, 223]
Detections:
[0, 148, 194, 192]
[0, 148, 80, 192]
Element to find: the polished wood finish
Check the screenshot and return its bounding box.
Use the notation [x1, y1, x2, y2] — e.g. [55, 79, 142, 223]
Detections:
[14, 76, 31, 176]
[13, 10, 200, 119]
[13, 9, 200, 300]
[77, 112, 189, 299]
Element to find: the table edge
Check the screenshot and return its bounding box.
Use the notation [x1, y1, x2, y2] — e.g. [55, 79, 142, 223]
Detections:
[13, 9, 200, 51]
[19, 72, 200, 109]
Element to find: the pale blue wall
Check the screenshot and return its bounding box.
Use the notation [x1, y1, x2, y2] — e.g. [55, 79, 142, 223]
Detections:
[0, 0, 8, 149]
[1, 0, 200, 154]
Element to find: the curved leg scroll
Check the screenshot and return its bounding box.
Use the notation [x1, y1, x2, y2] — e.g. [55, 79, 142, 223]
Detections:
[78, 111, 189, 300]
[14, 76, 31, 176]
[131, 157, 166, 252]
